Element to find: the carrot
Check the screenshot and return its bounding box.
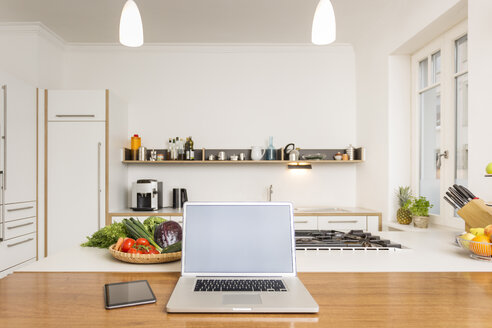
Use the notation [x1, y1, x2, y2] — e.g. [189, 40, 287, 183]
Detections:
[115, 237, 124, 251]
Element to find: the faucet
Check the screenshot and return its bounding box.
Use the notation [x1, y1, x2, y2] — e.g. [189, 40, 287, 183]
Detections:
[267, 185, 273, 202]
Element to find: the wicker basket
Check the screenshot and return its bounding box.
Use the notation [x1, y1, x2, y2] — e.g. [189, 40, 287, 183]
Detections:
[108, 244, 181, 264]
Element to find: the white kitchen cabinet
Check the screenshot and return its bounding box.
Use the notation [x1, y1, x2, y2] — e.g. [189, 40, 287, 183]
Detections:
[0, 232, 36, 273]
[317, 216, 366, 231]
[293, 216, 318, 230]
[0, 72, 36, 204]
[0, 71, 37, 276]
[47, 90, 106, 122]
[47, 120, 105, 256]
[366, 216, 379, 232]
[4, 202, 36, 222]
[4, 217, 36, 240]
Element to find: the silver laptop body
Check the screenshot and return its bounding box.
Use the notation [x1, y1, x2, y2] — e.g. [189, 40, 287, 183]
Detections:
[166, 202, 319, 313]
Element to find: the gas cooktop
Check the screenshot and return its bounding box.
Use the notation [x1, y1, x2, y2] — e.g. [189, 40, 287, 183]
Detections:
[295, 230, 403, 251]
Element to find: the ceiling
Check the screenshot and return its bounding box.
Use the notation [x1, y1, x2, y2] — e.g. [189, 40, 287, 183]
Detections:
[0, 0, 377, 44]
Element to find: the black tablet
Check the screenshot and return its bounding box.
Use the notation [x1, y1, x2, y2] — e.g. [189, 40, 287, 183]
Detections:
[104, 280, 156, 309]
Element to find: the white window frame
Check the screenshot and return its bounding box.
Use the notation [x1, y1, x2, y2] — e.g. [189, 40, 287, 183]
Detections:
[411, 20, 467, 227]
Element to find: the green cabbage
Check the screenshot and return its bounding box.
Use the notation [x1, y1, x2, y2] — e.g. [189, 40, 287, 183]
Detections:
[143, 216, 167, 236]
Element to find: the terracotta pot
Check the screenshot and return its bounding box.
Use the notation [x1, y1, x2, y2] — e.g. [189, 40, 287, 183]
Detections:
[413, 216, 429, 228]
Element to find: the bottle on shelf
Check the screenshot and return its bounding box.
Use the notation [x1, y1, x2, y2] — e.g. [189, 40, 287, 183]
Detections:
[168, 138, 173, 160]
[185, 137, 191, 160]
[130, 134, 141, 160]
[178, 137, 185, 160]
[189, 136, 195, 160]
[266, 136, 277, 160]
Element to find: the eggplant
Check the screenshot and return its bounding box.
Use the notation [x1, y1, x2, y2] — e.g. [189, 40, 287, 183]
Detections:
[154, 221, 182, 249]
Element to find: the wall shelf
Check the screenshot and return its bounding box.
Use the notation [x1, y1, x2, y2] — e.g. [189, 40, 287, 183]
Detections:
[122, 159, 364, 164]
[122, 147, 365, 165]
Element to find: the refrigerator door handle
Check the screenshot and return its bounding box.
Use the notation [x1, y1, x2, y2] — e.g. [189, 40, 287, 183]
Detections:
[2, 85, 6, 191]
[97, 142, 102, 230]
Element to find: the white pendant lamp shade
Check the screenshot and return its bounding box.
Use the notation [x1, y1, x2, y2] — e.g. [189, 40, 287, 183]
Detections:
[312, 0, 336, 45]
[119, 0, 144, 47]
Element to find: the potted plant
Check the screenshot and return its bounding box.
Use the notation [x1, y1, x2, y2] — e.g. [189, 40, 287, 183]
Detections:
[408, 196, 433, 228]
[396, 186, 413, 225]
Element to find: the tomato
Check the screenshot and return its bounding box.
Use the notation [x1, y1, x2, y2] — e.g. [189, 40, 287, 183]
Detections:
[121, 238, 135, 252]
[136, 250, 144, 254]
[149, 249, 160, 255]
[148, 245, 156, 250]
[127, 248, 138, 254]
[136, 238, 150, 247]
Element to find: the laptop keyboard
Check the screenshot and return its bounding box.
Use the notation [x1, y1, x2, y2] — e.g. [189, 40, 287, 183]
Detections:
[194, 279, 287, 292]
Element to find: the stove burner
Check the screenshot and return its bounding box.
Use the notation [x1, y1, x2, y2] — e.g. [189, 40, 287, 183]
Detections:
[295, 230, 402, 250]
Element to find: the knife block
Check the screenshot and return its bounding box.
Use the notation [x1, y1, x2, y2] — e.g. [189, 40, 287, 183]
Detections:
[457, 199, 492, 231]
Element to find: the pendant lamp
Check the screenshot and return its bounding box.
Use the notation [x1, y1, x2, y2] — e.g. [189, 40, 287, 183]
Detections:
[311, 0, 336, 45]
[119, 0, 144, 47]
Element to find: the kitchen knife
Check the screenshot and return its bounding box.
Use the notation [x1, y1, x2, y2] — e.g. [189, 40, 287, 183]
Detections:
[458, 185, 477, 199]
[446, 191, 464, 208]
[448, 188, 468, 206]
[453, 185, 472, 202]
[443, 196, 459, 209]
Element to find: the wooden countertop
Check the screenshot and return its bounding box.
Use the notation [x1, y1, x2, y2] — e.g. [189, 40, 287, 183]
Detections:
[1, 272, 490, 327]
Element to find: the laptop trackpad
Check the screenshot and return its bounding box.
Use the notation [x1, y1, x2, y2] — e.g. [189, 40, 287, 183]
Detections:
[222, 294, 262, 305]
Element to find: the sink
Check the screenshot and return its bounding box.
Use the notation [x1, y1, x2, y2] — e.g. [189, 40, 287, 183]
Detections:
[294, 207, 350, 213]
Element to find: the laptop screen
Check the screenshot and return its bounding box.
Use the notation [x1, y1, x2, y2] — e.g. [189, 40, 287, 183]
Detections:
[183, 203, 295, 274]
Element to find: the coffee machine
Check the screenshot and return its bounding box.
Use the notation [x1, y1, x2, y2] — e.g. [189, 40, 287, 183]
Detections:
[131, 179, 163, 211]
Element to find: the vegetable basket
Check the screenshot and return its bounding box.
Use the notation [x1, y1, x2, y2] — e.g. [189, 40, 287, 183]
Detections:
[109, 244, 181, 264]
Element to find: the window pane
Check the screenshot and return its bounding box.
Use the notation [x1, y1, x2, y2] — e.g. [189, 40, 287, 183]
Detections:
[456, 35, 468, 72]
[455, 73, 468, 186]
[431, 51, 441, 84]
[420, 86, 441, 214]
[419, 58, 428, 89]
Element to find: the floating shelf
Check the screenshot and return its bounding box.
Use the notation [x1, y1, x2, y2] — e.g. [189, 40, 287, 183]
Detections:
[122, 159, 364, 164]
[122, 147, 365, 165]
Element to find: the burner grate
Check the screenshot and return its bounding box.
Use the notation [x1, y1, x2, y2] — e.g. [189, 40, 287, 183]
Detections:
[295, 230, 402, 250]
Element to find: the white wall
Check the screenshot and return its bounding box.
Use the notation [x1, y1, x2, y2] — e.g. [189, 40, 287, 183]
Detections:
[62, 45, 358, 208]
[468, 0, 492, 202]
[352, 0, 463, 224]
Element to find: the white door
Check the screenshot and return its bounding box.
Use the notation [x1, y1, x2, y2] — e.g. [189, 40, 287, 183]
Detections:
[0, 73, 36, 204]
[47, 121, 105, 256]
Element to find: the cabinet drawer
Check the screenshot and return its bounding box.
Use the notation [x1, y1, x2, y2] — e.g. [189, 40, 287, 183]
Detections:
[4, 217, 36, 240]
[318, 216, 366, 231]
[294, 216, 318, 230]
[0, 233, 36, 272]
[5, 202, 36, 222]
[47, 90, 106, 121]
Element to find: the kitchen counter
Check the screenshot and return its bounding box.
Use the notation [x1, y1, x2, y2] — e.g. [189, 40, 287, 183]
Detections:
[108, 206, 382, 226]
[20, 231, 492, 273]
[1, 271, 491, 327]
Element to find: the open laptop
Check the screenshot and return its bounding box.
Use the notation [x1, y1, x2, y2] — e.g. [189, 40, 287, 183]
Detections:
[166, 202, 319, 313]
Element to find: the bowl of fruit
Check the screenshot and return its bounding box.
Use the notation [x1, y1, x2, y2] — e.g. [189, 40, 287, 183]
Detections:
[456, 225, 492, 261]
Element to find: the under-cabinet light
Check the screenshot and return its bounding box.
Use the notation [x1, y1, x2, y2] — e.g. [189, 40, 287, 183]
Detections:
[287, 162, 312, 170]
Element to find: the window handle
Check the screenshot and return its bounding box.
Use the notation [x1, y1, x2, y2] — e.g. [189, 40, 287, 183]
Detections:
[436, 150, 448, 169]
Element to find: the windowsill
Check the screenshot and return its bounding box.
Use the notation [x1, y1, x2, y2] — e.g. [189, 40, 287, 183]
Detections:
[384, 221, 462, 232]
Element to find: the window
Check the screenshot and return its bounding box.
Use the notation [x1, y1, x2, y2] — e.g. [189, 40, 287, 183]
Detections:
[411, 21, 467, 224]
